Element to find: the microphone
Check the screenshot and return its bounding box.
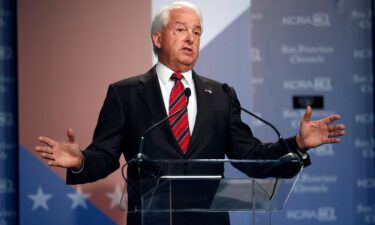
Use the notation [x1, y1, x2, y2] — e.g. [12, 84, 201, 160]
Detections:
[222, 83, 304, 169]
[122, 88, 191, 193]
[222, 83, 282, 141]
[137, 88, 191, 161]
[222, 83, 303, 166]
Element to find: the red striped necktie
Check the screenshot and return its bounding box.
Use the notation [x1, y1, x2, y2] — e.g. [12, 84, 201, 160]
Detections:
[168, 72, 190, 154]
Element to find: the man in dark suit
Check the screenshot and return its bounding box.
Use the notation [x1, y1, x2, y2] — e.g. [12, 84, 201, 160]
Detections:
[35, 1, 345, 225]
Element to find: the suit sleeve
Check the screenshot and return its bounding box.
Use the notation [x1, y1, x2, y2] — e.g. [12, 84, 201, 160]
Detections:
[66, 84, 125, 184]
[225, 87, 310, 178]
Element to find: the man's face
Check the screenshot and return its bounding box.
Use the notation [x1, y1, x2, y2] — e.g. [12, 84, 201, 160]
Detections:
[153, 8, 202, 72]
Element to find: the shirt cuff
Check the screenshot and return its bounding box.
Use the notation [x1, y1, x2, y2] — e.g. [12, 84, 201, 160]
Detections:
[70, 153, 85, 174]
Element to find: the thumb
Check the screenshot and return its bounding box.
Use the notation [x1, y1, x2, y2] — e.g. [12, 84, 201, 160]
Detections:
[303, 106, 312, 122]
[67, 128, 76, 143]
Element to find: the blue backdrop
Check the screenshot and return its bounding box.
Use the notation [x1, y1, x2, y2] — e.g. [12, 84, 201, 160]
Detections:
[250, 0, 374, 224]
[183, 0, 374, 224]
[0, 0, 18, 224]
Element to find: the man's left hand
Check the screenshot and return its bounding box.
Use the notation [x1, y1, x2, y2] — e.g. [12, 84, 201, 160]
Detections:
[296, 106, 345, 151]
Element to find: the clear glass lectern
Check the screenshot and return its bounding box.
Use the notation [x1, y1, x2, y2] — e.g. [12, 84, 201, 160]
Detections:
[120, 158, 303, 225]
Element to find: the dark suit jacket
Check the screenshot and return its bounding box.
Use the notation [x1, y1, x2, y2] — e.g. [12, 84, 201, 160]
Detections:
[66, 67, 310, 224]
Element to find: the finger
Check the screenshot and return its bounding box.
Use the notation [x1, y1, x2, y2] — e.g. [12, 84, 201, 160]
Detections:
[328, 124, 346, 131]
[41, 152, 55, 161]
[303, 106, 312, 122]
[324, 138, 341, 144]
[38, 136, 58, 147]
[322, 138, 340, 144]
[328, 131, 345, 138]
[35, 146, 54, 154]
[47, 160, 60, 167]
[67, 128, 76, 143]
[323, 114, 341, 124]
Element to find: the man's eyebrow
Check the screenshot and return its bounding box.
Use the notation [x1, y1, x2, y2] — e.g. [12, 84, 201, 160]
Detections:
[174, 21, 187, 26]
[194, 25, 202, 30]
[174, 21, 201, 30]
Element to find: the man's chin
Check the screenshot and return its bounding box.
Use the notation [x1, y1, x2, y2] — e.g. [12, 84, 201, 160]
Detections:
[178, 57, 197, 67]
[178, 62, 195, 70]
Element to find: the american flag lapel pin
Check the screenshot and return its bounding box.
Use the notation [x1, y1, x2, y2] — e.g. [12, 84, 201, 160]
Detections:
[204, 88, 213, 94]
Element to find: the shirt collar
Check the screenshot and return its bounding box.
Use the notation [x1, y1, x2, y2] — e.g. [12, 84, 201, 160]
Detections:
[156, 62, 193, 86]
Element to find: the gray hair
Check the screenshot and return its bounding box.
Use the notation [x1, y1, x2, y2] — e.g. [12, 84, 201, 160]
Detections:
[151, 1, 203, 55]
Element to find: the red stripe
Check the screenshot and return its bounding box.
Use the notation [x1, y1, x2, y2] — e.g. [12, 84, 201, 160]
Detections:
[172, 116, 189, 134]
[170, 84, 184, 101]
[169, 96, 186, 114]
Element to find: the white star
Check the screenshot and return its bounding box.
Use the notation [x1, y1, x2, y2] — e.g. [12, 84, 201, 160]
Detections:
[67, 186, 91, 210]
[106, 185, 123, 209]
[28, 186, 53, 211]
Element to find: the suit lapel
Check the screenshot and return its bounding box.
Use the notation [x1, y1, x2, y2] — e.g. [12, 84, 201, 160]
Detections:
[138, 67, 168, 122]
[138, 67, 183, 156]
[185, 72, 214, 157]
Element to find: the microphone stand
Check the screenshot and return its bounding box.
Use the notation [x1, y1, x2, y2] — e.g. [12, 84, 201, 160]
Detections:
[132, 88, 191, 216]
[137, 88, 191, 162]
[222, 84, 303, 166]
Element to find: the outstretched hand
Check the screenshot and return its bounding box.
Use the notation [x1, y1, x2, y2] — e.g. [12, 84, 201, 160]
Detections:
[35, 128, 83, 169]
[296, 106, 345, 150]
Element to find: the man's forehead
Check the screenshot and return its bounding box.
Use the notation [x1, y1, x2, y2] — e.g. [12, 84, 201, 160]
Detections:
[169, 8, 201, 25]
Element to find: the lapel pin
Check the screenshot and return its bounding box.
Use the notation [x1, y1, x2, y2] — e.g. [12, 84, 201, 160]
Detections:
[204, 89, 213, 94]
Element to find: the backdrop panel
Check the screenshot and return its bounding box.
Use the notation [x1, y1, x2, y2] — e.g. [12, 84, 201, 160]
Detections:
[0, 0, 18, 224]
[251, 0, 374, 224]
[17, 0, 374, 225]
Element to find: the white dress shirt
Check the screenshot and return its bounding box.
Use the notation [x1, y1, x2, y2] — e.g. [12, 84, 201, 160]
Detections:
[156, 62, 197, 132]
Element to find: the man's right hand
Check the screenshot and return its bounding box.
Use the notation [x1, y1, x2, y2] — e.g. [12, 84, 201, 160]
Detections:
[35, 128, 83, 170]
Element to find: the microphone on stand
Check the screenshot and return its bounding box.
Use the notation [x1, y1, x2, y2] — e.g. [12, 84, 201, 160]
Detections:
[136, 88, 191, 162]
[222, 83, 302, 164]
[120, 88, 191, 193]
[222, 83, 282, 141]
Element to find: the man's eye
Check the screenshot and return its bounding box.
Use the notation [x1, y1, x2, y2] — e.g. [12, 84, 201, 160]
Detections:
[176, 28, 185, 32]
[194, 31, 201, 36]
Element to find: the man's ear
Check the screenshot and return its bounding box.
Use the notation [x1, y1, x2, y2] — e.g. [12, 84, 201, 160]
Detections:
[152, 32, 162, 49]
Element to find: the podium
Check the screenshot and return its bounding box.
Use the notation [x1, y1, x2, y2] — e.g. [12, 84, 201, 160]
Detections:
[120, 158, 303, 225]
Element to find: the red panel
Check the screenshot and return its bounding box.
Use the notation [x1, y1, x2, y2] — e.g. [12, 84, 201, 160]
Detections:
[18, 0, 152, 224]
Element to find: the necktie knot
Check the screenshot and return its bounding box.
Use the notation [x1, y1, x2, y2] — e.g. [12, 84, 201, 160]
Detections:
[171, 72, 183, 82]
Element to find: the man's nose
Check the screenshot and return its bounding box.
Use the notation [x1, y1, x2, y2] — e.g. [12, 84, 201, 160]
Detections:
[184, 31, 194, 44]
